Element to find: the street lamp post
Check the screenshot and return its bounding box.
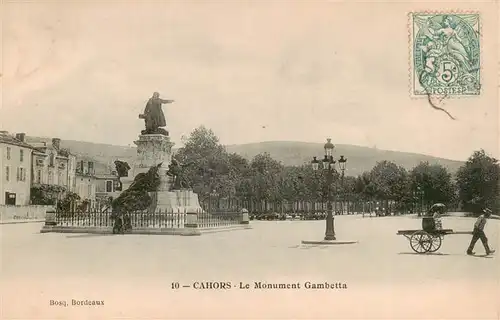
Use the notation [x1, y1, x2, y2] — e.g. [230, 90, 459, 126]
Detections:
[311, 139, 348, 241]
[338, 155, 347, 214]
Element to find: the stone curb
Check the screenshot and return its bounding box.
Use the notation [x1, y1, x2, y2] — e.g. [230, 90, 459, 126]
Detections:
[1, 219, 45, 225]
[198, 225, 252, 234]
[40, 226, 199, 236]
[40, 225, 251, 236]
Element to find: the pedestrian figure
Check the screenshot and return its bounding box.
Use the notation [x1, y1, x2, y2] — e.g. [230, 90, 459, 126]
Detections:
[429, 203, 446, 230]
[433, 211, 443, 230]
[467, 208, 496, 255]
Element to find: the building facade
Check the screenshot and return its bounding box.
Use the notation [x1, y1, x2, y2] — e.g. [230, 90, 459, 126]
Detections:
[75, 159, 121, 209]
[1, 132, 120, 209]
[75, 159, 97, 203]
[29, 138, 77, 193]
[0, 132, 34, 205]
[95, 173, 121, 203]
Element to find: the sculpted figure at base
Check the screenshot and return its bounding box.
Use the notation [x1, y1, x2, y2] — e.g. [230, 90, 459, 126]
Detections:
[114, 160, 131, 177]
[111, 163, 162, 234]
[113, 160, 131, 192]
[139, 92, 175, 135]
[166, 159, 193, 191]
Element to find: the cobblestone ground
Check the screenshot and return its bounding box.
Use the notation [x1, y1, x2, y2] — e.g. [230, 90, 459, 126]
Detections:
[1, 215, 499, 319]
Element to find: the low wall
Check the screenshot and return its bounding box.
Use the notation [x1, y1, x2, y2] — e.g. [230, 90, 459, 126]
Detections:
[0, 205, 51, 224]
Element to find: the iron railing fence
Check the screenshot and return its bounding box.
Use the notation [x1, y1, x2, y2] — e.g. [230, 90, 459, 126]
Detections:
[55, 208, 187, 228]
[54, 208, 244, 228]
[197, 211, 242, 228]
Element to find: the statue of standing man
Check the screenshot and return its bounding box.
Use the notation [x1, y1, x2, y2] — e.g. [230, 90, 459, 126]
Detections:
[139, 92, 174, 135]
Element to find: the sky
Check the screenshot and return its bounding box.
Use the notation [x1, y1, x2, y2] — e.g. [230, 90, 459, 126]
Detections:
[1, 1, 498, 161]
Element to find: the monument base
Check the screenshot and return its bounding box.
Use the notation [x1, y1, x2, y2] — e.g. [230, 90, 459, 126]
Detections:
[152, 189, 203, 213]
[121, 134, 175, 191]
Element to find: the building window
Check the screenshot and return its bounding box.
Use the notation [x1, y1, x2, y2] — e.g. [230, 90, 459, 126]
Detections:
[48, 171, 53, 184]
[6, 147, 11, 160]
[88, 185, 92, 197]
[106, 180, 113, 192]
[5, 166, 10, 181]
[58, 172, 65, 186]
[20, 149, 24, 162]
[17, 168, 27, 182]
[36, 158, 44, 166]
[37, 170, 42, 183]
[5, 192, 16, 205]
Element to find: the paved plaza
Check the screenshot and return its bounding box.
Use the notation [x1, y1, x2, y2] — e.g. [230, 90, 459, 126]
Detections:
[1, 215, 498, 319]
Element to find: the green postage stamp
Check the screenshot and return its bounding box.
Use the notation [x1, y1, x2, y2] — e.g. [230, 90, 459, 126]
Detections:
[409, 13, 481, 96]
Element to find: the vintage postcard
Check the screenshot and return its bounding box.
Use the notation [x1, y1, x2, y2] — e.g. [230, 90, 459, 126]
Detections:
[1, 1, 499, 319]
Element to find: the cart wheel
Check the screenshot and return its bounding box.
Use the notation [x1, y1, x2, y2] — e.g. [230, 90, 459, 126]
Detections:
[428, 235, 442, 253]
[410, 231, 433, 253]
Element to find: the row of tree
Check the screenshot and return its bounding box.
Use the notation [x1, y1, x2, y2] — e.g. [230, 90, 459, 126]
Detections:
[174, 126, 499, 215]
[30, 184, 90, 212]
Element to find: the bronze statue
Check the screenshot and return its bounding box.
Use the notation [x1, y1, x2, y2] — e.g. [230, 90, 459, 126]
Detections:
[111, 163, 162, 214]
[114, 160, 131, 177]
[166, 159, 193, 190]
[139, 92, 174, 135]
[111, 163, 163, 234]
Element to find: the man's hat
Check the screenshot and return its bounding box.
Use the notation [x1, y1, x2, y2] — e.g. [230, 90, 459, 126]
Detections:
[483, 208, 493, 214]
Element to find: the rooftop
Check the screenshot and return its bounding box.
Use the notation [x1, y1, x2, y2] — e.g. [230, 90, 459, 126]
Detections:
[0, 133, 35, 149]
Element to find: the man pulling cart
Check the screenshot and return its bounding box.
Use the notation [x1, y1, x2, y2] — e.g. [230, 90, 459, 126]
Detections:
[396, 203, 494, 255]
[467, 208, 495, 256]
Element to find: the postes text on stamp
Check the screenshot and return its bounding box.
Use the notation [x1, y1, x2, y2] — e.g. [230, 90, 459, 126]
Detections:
[410, 13, 480, 97]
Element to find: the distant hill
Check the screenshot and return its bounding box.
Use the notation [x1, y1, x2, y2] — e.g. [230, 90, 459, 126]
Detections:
[26, 137, 464, 176]
[225, 141, 464, 176]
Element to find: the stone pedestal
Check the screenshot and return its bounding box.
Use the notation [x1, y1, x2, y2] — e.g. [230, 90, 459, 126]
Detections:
[121, 134, 174, 191]
[44, 210, 57, 226]
[185, 210, 198, 228]
[155, 189, 202, 213]
[240, 208, 249, 224]
[120, 134, 202, 212]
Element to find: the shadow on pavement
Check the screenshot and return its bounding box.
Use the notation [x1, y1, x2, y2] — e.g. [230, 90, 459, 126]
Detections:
[289, 245, 340, 250]
[399, 252, 494, 258]
[468, 255, 494, 259]
[288, 245, 317, 249]
[398, 252, 453, 256]
[66, 234, 115, 239]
